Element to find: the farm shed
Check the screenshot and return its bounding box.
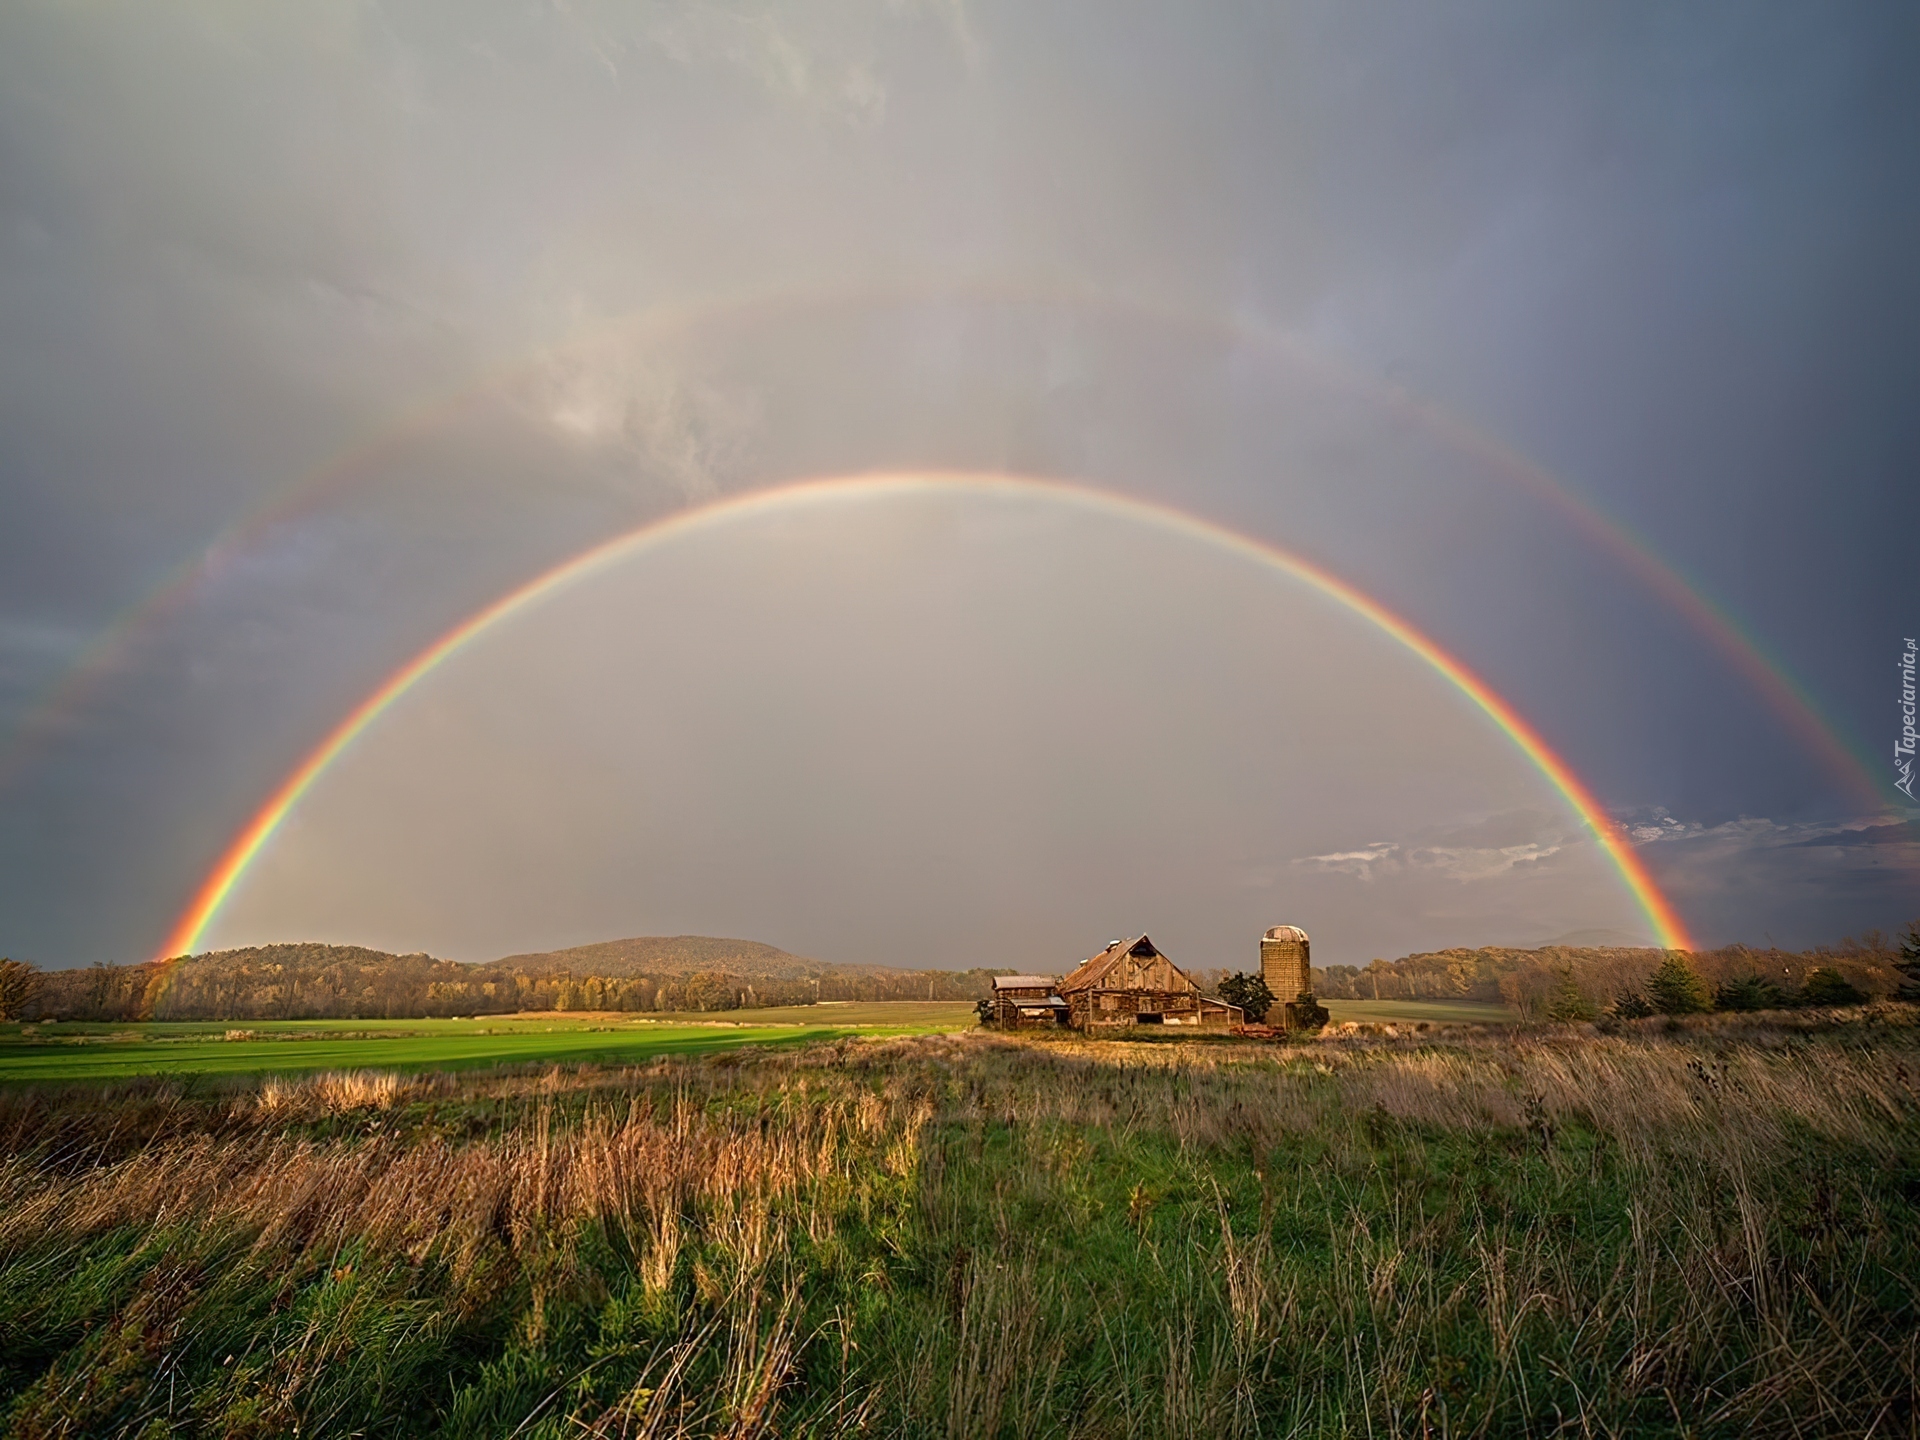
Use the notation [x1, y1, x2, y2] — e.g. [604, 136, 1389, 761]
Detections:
[989, 975, 1068, 1028]
[1057, 936, 1242, 1032]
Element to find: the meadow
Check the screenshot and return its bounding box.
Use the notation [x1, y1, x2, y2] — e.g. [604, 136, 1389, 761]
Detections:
[1, 1009, 1915, 1437]
[0, 1004, 978, 1084]
[1321, 998, 1517, 1026]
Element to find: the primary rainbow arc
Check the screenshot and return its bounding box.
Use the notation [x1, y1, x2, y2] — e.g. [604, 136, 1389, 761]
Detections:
[156, 471, 1695, 961]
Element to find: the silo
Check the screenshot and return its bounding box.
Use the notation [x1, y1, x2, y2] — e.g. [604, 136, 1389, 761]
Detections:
[1260, 925, 1311, 1005]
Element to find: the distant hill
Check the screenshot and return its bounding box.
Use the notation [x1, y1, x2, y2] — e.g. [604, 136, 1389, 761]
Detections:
[31, 942, 481, 1023]
[1534, 928, 1651, 949]
[490, 935, 838, 980]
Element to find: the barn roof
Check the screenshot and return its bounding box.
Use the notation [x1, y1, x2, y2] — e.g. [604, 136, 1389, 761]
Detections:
[1058, 934, 1174, 994]
[992, 975, 1055, 991]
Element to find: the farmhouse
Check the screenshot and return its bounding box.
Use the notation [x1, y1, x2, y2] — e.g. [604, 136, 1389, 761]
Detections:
[988, 975, 1068, 1028]
[1057, 935, 1242, 1032]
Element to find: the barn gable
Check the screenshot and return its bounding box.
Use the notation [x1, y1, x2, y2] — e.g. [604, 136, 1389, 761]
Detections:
[1057, 935, 1239, 1031]
[1059, 936, 1199, 996]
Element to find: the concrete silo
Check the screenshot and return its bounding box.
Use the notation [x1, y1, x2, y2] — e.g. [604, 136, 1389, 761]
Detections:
[1260, 925, 1311, 1006]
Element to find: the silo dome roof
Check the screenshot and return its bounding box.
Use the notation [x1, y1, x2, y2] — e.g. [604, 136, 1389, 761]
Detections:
[1264, 925, 1309, 942]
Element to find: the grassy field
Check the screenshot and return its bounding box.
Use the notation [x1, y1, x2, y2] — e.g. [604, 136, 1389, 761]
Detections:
[0, 1003, 978, 1084]
[1322, 997, 1518, 1025]
[2, 1009, 1916, 1437]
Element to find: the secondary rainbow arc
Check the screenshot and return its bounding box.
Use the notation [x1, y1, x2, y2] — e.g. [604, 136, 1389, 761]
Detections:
[5, 284, 1890, 822]
[155, 471, 1696, 961]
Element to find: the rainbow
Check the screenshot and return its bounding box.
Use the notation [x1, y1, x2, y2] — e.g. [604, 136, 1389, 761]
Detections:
[4, 285, 1888, 817]
[154, 471, 1696, 961]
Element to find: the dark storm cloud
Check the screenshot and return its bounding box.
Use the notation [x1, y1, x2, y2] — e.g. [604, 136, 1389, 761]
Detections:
[1631, 812, 1920, 944]
[0, 1, 1913, 966]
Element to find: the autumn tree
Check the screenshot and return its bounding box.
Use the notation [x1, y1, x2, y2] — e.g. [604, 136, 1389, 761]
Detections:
[1217, 971, 1276, 1023]
[0, 959, 41, 1020]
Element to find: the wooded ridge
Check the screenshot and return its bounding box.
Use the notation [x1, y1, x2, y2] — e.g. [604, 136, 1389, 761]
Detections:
[15, 938, 1005, 1022]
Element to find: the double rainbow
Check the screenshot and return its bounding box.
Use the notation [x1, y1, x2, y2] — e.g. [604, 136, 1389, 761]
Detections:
[156, 471, 1695, 960]
[6, 283, 1889, 819]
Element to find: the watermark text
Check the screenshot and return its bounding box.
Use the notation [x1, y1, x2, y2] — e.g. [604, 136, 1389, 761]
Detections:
[1898, 637, 1917, 799]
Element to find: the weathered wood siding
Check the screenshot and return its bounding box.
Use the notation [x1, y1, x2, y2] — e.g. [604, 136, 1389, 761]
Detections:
[991, 994, 1060, 1028]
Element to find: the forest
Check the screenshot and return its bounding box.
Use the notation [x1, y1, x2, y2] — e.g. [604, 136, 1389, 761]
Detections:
[1312, 931, 1911, 1016]
[1, 942, 1003, 1023]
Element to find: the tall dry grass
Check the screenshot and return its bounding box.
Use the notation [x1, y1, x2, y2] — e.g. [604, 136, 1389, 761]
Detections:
[1, 1016, 1916, 1436]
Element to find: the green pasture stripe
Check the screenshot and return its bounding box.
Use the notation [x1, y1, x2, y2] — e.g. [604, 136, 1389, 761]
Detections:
[0, 1023, 941, 1084]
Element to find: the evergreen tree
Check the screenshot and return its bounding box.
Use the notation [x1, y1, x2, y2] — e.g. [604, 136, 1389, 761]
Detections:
[1713, 973, 1787, 1012]
[1799, 967, 1866, 1007]
[1544, 968, 1598, 1023]
[1645, 954, 1712, 1015]
[1897, 921, 1920, 1002]
[1611, 990, 1656, 1020]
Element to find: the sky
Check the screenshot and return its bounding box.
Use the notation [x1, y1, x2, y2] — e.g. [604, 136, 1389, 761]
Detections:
[0, 0, 1915, 971]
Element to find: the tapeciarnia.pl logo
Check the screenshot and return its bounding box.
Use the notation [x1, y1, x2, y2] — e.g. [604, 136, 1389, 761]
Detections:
[1898, 637, 1917, 800]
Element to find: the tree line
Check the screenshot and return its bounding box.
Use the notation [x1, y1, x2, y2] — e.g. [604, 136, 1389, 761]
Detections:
[6, 926, 1915, 1026]
[1309, 925, 1918, 1019]
[0, 944, 1004, 1023]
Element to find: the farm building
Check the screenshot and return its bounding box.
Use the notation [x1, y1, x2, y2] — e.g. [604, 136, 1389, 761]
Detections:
[1260, 925, 1311, 1007]
[987, 975, 1068, 1028]
[1259, 924, 1329, 1030]
[1057, 935, 1242, 1032]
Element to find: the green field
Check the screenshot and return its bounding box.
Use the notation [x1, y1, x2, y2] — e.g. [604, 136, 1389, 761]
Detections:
[0, 1002, 978, 1084]
[0, 1001, 1519, 1086]
[1322, 997, 1518, 1025]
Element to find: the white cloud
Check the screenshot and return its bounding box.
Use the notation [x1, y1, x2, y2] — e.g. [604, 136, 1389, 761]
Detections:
[1406, 841, 1564, 881]
[552, 0, 979, 126]
[1295, 842, 1398, 879]
[1297, 809, 1577, 884]
[528, 343, 760, 502]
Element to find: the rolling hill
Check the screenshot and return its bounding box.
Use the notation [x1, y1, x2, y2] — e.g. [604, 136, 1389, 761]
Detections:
[489, 935, 838, 980]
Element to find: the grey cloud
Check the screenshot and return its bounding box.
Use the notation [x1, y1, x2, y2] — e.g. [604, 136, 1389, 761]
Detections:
[0, 1, 1910, 966]
[1784, 819, 1920, 849]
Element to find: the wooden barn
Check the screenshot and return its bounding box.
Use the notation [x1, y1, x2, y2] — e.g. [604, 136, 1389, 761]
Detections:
[1057, 935, 1242, 1032]
[987, 975, 1068, 1028]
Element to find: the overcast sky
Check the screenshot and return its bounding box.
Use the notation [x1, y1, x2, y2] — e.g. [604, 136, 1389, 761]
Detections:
[1, 0, 1914, 970]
